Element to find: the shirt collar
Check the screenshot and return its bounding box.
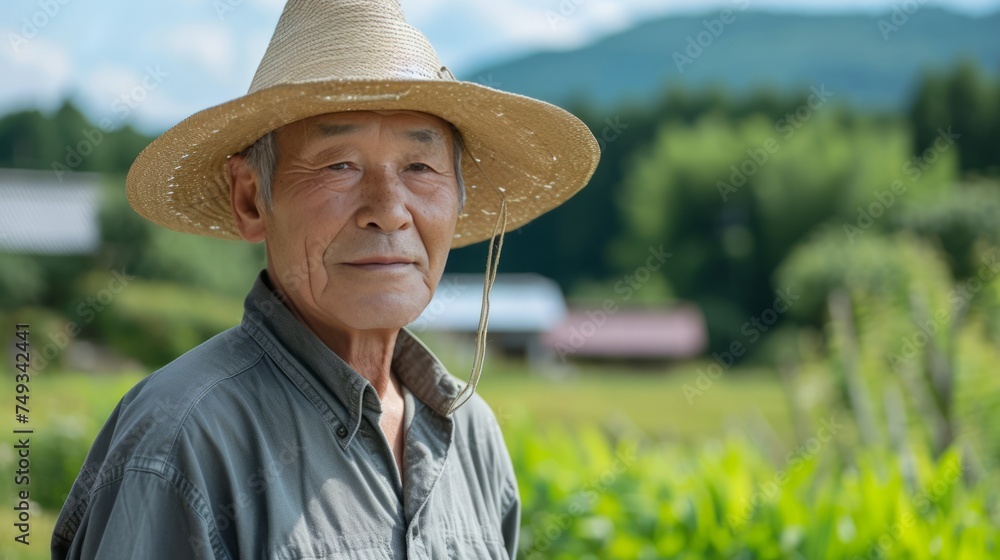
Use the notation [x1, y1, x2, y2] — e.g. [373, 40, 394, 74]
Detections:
[239, 269, 462, 449]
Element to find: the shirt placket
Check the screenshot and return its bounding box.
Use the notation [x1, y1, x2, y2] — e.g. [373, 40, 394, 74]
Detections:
[359, 391, 406, 503]
[401, 403, 453, 557]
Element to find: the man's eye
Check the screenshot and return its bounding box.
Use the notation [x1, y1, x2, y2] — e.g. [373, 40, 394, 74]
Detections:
[408, 163, 431, 172]
[328, 162, 350, 171]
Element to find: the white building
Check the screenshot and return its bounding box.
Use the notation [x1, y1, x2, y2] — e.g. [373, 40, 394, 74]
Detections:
[409, 273, 567, 362]
[0, 168, 104, 255]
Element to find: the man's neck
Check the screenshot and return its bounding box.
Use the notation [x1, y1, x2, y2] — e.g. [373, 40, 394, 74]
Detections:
[264, 269, 399, 401]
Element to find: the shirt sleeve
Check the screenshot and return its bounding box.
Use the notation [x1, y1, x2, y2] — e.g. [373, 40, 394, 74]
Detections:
[53, 469, 226, 560]
[499, 472, 521, 559]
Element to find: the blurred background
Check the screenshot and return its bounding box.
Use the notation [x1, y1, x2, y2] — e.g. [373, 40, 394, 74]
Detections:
[2, 0, 1000, 558]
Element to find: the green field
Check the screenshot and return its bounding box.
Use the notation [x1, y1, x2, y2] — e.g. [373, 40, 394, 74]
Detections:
[477, 362, 794, 444]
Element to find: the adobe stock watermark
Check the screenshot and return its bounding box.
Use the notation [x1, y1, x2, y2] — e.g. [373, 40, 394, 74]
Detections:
[683, 287, 799, 403]
[727, 416, 843, 529]
[51, 396, 189, 547]
[886, 248, 1000, 370]
[595, 116, 629, 152]
[230, 258, 324, 356]
[553, 245, 672, 361]
[523, 445, 638, 559]
[546, 0, 589, 29]
[55, 393, 190, 517]
[102, 397, 189, 467]
[32, 269, 134, 371]
[7, 0, 72, 54]
[52, 65, 169, 181]
[852, 459, 964, 560]
[717, 85, 834, 201]
[843, 126, 959, 244]
[673, 0, 750, 73]
[189, 440, 306, 556]
[213, 0, 245, 20]
[409, 277, 465, 332]
[475, 74, 502, 88]
[877, 0, 929, 41]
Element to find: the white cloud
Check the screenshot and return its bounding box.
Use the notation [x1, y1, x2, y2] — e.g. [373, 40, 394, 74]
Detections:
[585, 3, 634, 34]
[79, 64, 142, 110]
[407, 0, 638, 60]
[71, 62, 179, 131]
[0, 33, 73, 111]
[484, 2, 589, 47]
[132, 91, 203, 132]
[163, 23, 237, 77]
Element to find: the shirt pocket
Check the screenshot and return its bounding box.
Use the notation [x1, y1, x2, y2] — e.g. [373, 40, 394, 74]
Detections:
[454, 532, 509, 560]
[438, 515, 509, 560]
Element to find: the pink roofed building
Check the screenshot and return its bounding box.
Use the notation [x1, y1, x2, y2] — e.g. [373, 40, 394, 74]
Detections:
[543, 305, 707, 362]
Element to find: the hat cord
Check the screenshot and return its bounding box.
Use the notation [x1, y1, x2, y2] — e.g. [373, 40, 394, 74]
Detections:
[446, 153, 508, 416]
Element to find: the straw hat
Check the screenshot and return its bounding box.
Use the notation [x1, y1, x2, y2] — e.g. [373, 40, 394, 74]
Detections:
[125, 0, 601, 249]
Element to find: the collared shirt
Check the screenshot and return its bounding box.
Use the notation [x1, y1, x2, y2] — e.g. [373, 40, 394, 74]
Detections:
[51, 270, 520, 559]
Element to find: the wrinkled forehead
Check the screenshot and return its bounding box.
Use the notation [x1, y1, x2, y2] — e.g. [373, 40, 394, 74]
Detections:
[279, 110, 456, 150]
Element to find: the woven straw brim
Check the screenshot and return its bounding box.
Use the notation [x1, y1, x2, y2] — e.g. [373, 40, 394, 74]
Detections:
[125, 79, 600, 249]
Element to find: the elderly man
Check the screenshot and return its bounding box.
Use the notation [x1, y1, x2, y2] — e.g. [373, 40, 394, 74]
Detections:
[52, 0, 599, 558]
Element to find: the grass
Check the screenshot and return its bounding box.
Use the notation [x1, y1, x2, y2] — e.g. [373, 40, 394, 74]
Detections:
[476, 360, 793, 444]
[24, 370, 146, 428]
[423, 333, 795, 445]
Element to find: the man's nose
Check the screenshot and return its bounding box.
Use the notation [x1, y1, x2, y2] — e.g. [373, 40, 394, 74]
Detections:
[355, 166, 411, 233]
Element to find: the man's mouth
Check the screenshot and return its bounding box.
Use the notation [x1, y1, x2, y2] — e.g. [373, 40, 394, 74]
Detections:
[343, 256, 416, 271]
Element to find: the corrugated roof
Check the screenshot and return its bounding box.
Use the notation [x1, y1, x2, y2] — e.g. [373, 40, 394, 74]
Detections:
[410, 273, 567, 333]
[0, 168, 104, 255]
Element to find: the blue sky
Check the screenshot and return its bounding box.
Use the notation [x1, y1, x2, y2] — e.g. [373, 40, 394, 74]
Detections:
[2, 0, 999, 134]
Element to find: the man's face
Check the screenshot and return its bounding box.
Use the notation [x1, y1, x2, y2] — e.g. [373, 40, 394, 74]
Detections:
[261, 110, 461, 331]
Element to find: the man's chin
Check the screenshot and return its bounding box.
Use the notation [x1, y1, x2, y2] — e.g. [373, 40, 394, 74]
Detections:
[322, 295, 428, 331]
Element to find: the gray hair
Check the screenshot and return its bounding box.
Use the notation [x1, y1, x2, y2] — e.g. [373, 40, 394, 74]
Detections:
[241, 123, 467, 214]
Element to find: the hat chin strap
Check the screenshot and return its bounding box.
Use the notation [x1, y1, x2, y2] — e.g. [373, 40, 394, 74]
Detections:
[446, 160, 508, 416]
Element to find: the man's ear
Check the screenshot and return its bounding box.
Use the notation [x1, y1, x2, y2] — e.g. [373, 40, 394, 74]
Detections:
[228, 154, 267, 243]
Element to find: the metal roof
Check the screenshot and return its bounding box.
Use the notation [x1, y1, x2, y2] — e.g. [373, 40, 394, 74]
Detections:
[0, 168, 104, 255]
[410, 273, 567, 333]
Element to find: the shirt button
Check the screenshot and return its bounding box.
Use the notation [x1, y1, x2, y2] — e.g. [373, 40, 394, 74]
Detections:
[336, 426, 348, 437]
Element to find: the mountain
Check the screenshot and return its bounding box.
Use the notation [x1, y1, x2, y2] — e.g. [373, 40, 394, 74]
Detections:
[460, 7, 1000, 111]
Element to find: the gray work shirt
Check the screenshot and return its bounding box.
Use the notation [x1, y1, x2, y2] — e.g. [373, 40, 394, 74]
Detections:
[51, 270, 520, 559]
